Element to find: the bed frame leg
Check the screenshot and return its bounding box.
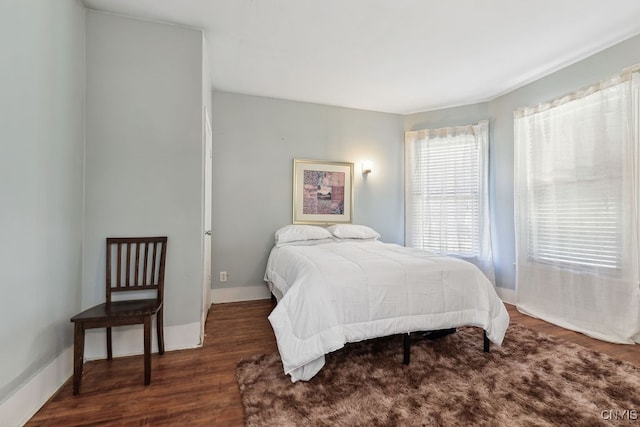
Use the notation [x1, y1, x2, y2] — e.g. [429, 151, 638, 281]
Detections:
[403, 333, 410, 364]
[404, 330, 488, 363]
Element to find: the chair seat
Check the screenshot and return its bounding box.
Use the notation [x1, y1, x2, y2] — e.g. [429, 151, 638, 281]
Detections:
[71, 299, 162, 323]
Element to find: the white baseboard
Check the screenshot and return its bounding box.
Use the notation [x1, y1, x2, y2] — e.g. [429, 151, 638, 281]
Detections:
[0, 321, 201, 426]
[211, 284, 270, 304]
[495, 286, 516, 305]
[84, 321, 201, 360]
[0, 346, 73, 427]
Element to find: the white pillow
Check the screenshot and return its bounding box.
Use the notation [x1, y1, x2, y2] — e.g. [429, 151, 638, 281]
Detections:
[275, 225, 333, 246]
[327, 224, 380, 240]
[276, 238, 336, 247]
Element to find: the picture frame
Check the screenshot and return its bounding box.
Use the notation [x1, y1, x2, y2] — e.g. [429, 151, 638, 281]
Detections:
[293, 159, 354, 224]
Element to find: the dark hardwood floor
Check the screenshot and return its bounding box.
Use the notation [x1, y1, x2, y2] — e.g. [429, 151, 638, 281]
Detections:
[27, 300, 278, 426]
[26, 300, 640, 426]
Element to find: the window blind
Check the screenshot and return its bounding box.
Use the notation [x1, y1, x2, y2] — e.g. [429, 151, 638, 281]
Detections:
[518, 83, 627, 273]
[408, 134, 481, 257]
[406, 120, 493, 281]
[528, 191, 621, 270]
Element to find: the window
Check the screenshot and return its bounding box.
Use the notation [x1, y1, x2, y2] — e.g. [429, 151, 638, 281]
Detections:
[515, 79, 633, 274]
[513, 68, 640, 343]
[405, 120, 493, 280]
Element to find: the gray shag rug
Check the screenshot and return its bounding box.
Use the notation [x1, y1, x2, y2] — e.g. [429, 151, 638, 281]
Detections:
[236, 325, 640, 426]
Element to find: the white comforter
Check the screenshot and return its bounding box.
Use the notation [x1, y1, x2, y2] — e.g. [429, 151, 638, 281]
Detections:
[265, 240, 509, 382]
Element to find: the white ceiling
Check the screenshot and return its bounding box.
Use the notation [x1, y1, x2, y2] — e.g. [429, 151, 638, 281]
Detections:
[82, 0, 640, 114]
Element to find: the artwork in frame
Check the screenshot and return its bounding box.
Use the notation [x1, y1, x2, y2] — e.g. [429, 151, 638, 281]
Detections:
[293, 159, 354, 224]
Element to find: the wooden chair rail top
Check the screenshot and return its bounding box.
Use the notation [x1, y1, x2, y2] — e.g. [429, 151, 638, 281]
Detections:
[106, 237, 167, 243]
[108, 284, 160, 291]
[71, 299, 162, 323]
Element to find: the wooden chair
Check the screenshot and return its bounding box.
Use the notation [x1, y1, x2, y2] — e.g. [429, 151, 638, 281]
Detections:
[70, 237, 168, 394]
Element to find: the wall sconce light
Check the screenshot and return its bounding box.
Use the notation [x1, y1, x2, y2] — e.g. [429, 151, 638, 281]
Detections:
[362, 160, 373, 175]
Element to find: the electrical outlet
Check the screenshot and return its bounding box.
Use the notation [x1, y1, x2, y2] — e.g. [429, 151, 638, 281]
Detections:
[219, 271, 228, 282]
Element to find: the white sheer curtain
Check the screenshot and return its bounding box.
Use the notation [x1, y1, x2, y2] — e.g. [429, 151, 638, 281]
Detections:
[405, 120, 494, 283]
[514, 68, 640, 343]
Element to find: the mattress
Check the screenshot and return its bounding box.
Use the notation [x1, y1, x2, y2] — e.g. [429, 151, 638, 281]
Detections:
[265, 240, 509, 382]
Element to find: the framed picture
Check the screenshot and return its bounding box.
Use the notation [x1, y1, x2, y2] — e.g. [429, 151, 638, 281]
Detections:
[293, 159, 354, 224]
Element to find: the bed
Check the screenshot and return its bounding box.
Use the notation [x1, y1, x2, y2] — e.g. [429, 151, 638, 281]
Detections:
[265, 224, 510, 382]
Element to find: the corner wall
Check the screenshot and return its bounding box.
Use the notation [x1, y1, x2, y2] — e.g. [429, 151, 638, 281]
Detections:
[83, 11, 204, 353]
[0, 0, 85, 424]
[211, 92, 405, 299]
[405, 32, 640, 294]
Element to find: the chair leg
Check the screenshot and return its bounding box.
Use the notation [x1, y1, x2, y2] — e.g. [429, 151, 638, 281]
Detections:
[144, 316, 151, 385]
[72, 322, 85, 395]
[106, 327, 113, 361]
[157, 307, 165, 355]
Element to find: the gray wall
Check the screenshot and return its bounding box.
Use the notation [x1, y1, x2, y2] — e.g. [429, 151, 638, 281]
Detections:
[405, 32, 640, 291]
[84, 11, 205, 331]
[213, 26, 640, 296]
[0, 0, 85, 404]
[211, 92, 405, 292]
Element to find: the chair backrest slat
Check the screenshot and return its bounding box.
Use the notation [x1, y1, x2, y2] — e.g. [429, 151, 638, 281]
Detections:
[106, 237, 167, 304]
[152, 241, 158, 287]
[142, 242, 149, 286]
[117, 243, 122, 289]
[134, 243, 140, 286]
[125, 243, 132, 287]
